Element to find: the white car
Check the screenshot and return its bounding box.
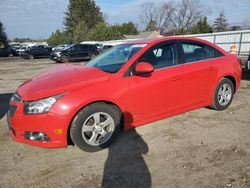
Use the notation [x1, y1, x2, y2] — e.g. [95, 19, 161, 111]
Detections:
[17, 46, 30, 55]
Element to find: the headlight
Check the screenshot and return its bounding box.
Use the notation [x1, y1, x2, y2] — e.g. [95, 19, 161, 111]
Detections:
[24, 95, 63, 115]
[55, 52, 61, 56]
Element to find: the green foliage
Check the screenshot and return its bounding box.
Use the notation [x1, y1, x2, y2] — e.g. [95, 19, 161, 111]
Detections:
[73, 21, 89, 43]
[175, 28, 188, 35]
[145, 20, 158, 32]
[48, 1, 138, 43]
[47, 30, 69, 46]
[64, 0, 104, 36]
[0, 21, 8, 48]
[88, 23, 123, 41]
[191, 17, 212, 34]
[111, 22, 138, 35]
[213, 11, 228, 32]
[120, 22, 138, 35]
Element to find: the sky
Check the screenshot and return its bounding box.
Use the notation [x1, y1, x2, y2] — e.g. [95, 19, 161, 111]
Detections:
[0, 0, 250, 39]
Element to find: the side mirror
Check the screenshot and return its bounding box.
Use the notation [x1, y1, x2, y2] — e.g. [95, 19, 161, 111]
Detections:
[135, 62, 155, 75]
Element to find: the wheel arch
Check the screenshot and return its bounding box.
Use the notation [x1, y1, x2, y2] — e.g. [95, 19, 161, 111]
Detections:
[224, 75, 236, 93]
[66, 100, 124, 145]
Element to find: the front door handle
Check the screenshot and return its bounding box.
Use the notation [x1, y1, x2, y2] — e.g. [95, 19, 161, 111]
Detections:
[208, 67, 215, 71]
[171, 75, 181, 81]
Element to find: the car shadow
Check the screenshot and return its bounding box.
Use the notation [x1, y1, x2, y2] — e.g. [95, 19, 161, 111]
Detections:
[0, 93, 13, 119]
[242, 68, 250, 81]
[102, 129, 151, 188]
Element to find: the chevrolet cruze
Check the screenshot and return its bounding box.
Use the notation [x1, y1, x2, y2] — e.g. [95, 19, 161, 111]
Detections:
[7, 37, 242, 152]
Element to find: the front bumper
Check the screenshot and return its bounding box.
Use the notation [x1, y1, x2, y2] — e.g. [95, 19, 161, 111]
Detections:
[50, 54, 61, 61]
[7, 101, 68, 148]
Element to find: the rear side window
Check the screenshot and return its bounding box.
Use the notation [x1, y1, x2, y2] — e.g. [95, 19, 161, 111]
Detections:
[79, 45, 88, 50]
[181, 42, 224, 63]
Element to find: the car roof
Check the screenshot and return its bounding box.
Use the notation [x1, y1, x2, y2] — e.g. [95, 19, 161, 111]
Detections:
[121, 36, 226, 54]
[122, 36, 212, 45]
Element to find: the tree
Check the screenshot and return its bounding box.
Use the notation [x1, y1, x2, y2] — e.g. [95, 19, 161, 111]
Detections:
[110, 22, 138, 35]
[88, 23, 123, 41]
[140, 2, 174, 33]
[191, 17, 212, 34]
[213, 11, 228, 32]
[145, 20, 158, 31]
[171, 0, 204, 34]
[230, 25, 241, 31]
[47, 30, 69, 46]
[0, 21, 8, 48]
[64, 0, 104, 38]
[73, 21, 89, 43]
[120, 22, 138, 35]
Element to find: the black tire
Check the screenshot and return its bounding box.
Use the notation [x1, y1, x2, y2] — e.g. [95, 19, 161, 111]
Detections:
[70, 103, 121, 152]
[29, 55, 34, 59]
[89, 54, 97, 60]
[212, 78, 234, 111]
[61, 55, 69, 63]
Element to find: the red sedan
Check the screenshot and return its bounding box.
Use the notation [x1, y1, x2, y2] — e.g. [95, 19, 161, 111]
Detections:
[8, 37, 242, 152]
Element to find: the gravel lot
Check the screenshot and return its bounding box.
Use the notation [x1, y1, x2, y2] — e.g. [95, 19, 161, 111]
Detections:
[0, 57, 249, 188]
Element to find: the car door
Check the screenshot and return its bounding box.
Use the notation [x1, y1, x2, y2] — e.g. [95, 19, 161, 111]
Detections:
[179, 40, 221, 107]
[127, 42, 184, 123]
[68, 45, 79, 60]
[30, 47, 40, 57]
[78, 45, 89, 60]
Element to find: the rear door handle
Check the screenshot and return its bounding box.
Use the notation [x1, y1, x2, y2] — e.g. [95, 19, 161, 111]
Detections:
[171, 75, 181, 81]
[208, 67, 215, 71]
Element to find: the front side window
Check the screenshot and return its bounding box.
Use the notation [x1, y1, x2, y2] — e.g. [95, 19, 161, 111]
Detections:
[87, 44, 146, 73]
[181, 42, 224, 63]
[138, 43, 178, 70]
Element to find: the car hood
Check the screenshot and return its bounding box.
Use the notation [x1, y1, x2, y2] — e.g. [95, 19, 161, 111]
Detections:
[17, 64, 111, 101]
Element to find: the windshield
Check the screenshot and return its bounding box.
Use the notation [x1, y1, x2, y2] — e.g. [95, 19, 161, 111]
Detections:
[64, 44, 74, 50]
[87, 44, 147, 73]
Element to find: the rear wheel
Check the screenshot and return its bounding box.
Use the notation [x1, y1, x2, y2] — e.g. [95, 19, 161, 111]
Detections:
[70, 103, 121, 152]
[212, 78, 234, 111]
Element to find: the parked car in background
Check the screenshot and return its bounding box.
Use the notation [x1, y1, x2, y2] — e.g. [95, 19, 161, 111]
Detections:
[50, 44, 99, 63]
[8, 45, 21, 56]
[20, 45, 52, 59]
[52, 44, 71, 52]
[246, 52, 250, 72]
[101, 45, 114, 53]
[0, 48, 10, 57]
[8, 37, 242, 152]
[17, 46, 30, 56]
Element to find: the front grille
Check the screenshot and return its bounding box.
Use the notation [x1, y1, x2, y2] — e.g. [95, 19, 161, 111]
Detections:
[9, 105, 17, 117]
[10, 93, 22, 103]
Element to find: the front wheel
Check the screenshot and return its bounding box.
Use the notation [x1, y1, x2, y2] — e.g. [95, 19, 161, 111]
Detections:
[29, 55, 34, 59]
[61, 55, 69, 63]
[212, 78, 234, 111]
[70, 103, 121, 152]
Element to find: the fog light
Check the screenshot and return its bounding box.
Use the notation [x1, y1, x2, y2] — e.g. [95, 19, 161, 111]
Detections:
[24, 132, 50, 141]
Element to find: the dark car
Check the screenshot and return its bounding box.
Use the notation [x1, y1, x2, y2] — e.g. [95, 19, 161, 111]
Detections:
[50, 44, 99, 63]
[246, 52, 250, 72]
[101, 45, 114, 53]
[8, 45, 22, 56]
[0, 48, 10, 57]
[20, 45, 52, 59]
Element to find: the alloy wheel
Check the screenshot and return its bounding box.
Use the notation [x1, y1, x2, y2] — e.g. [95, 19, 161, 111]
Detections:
[81, 112, 115, 146]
